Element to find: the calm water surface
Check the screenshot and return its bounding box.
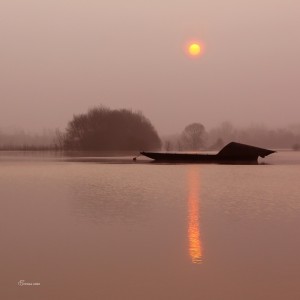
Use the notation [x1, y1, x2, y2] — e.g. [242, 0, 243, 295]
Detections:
[1, 151, 300, 300]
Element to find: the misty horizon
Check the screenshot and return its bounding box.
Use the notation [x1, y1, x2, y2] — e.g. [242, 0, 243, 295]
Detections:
[1, 112, 300, 138]
[1, 106, 300, 137]
[1, 107, 299, 150]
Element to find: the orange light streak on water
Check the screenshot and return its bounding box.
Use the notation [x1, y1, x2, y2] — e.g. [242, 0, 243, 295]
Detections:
[188, 167, 203, 264]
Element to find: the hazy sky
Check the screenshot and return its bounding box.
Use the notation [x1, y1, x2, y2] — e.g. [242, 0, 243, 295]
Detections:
[1, 0, 299, 134]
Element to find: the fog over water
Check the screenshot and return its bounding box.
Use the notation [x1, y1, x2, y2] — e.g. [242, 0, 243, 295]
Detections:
[1, 0, 300, 134]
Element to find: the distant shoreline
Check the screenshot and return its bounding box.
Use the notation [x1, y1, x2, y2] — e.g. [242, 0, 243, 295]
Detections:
[0, 148, 140, 157]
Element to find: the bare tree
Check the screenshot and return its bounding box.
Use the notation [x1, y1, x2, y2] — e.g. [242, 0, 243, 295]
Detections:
[181, 123, 206, 150]
[53, 129, 65, 150]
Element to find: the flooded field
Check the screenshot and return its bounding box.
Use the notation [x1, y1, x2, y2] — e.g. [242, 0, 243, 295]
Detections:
[1, 151, 300, 299]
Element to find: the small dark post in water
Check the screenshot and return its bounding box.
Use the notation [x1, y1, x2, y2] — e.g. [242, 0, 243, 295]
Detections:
[133, 154, 140, 161]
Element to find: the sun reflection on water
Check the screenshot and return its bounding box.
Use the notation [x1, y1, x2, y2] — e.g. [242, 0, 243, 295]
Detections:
[188, 167, 203, 264]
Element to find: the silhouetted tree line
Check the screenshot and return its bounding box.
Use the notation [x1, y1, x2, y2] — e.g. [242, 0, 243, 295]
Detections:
[1, 112, 300, 151]
[62, 107, 161, 151]
[207, 122, 300, 150]
[0, 129, 57, 150]
[162, 121, 300, 151]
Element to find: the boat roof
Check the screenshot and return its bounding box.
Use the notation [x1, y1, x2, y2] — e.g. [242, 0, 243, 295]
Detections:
[217, 142, 275, 159]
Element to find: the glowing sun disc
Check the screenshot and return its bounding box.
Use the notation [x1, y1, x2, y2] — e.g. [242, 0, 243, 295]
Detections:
[186, 42, 204, 57]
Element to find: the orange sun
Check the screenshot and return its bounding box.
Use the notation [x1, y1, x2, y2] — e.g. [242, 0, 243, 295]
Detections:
[186, 41, 204, 58]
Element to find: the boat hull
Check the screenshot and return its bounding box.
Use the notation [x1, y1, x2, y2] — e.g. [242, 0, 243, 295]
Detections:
[140, 152, 258, 163]
[140, 152, 216, 162]
[140, 142, 275, 163]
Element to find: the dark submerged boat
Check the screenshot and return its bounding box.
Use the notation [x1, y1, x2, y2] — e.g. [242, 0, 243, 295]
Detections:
[140, 142, 275, 163]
